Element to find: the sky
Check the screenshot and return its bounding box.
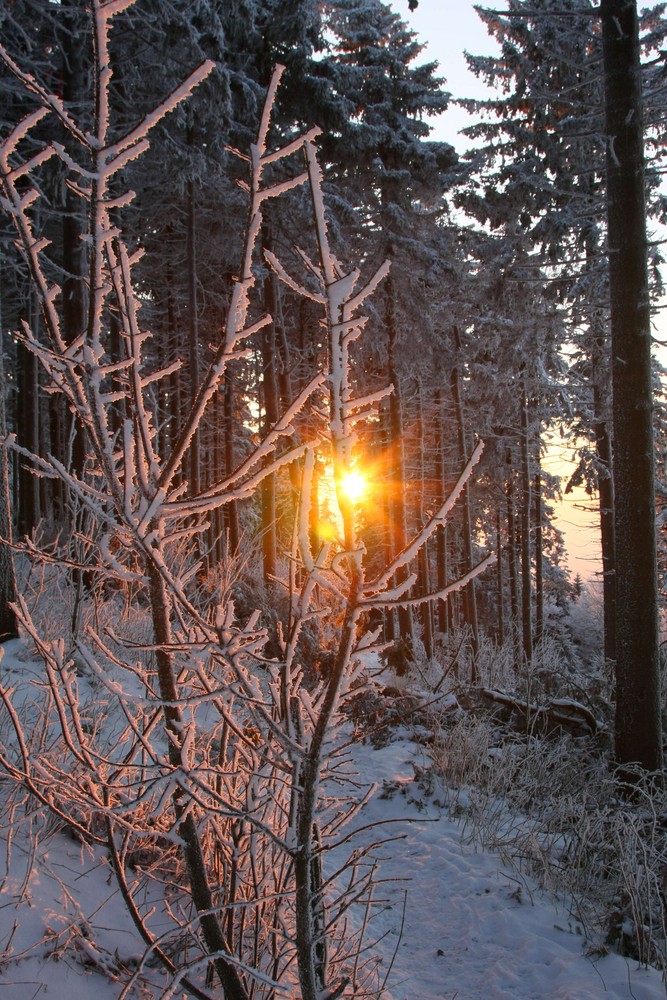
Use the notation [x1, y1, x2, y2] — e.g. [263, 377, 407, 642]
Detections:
[392, 0, 500, 149]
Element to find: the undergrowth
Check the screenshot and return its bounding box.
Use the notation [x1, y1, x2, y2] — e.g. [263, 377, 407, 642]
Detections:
[426, 629, 667, 976]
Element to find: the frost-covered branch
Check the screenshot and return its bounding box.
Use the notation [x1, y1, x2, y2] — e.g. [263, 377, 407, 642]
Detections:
[364, 439, 486, 596]
[361, 552, 497, 611]
[0, 6, 497, 990]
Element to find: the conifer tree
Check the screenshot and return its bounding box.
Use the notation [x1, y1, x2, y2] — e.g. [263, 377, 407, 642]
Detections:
[462, 0, 665, 672]
[320, 0, 460, 645]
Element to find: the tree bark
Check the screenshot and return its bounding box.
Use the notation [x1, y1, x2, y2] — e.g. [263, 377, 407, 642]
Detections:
[260, 270, 279, 584]
[451, 327, 479, 663]
[16, 303, 41, 536]
[380, 403, 396, 643]
[386, 281, 413, 646]
[223, 372, 240, 553]
[601, 0, 662, 772]
[519, 389, 533, 664]
[434, 390, 450, 635]
[495, 506, 505, 646]
[0, 312, 18, 643]
[591, 323, 617, 665]
[59, 0, 87, 490]
[187, 179, 201, 502]
[533, 472, 544, 646]
[506, 467, 522, 665]
[416, 383, 433, 658]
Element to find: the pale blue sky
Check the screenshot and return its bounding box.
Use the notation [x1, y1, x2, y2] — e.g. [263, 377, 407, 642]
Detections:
[392, 0, 500, 148]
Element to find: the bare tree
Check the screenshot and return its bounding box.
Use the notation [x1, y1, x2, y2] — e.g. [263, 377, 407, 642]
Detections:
[0, 5, 493, 995]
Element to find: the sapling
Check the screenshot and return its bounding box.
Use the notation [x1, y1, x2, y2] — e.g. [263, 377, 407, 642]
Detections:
[0, 4, 493, 995]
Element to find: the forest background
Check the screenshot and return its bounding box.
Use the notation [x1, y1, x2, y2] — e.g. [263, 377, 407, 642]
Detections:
[1, 1, 667, 994]
[2, 0, 667, 746]
[397, 0, 667, 583]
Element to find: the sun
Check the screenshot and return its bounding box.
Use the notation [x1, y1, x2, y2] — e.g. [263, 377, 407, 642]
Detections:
[339, 469, 367, 504]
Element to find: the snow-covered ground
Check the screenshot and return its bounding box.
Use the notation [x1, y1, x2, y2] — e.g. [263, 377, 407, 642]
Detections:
[338, 737, 666, 1000]
[0, 635, 664, 999]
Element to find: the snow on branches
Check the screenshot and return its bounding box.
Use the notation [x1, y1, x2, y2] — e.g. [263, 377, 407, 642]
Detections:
[0, 6, 493, 996]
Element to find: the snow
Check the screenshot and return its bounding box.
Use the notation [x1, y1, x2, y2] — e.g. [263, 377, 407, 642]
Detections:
[0, 637, 664, 999]
[335, 736, 665, 1000]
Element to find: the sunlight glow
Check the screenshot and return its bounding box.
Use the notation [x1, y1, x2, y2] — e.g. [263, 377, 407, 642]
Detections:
[339, 469, 367, 504]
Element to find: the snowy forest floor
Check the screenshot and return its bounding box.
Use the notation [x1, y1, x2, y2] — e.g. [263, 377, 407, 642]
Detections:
[0, 640, 665, 1000]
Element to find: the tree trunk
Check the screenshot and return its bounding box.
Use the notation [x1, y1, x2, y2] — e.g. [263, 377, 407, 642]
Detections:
[59, 0, 87, 490]
[210, 393, 224, 566]
[591, 324, 617, 665]
[0, 311, 18, 643]
[534, 472, 544, 645]
[519, 390, 533, 664]
[451, 327, 479, 665]
[496, 506, 505, 646]
[434, 390, 450, 635]
[164, 262, 182, 483]
[386, 282, 413, 646]
[416, 383, 433, 658]
[506, 468, 522, 665]
[601, 0, 662, 772]
[260, 270, 279, 584]
[16, 303, 41, 536]
[381, 403, 396, 643]
[223, 372, 240, 553]
[187, 179, 201, 502]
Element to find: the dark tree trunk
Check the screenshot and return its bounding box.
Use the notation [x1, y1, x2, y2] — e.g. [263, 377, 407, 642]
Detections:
[534, 472, 544, 646]
[0, 314, 18, 643]
[434, 390, 450, 635]
[210, 393, 224, 566]
[506, 469, 522, 665]
[601, 0, 662, 772]
[381, 403, 396, 643]
[223, 373, 240, 553]
[418, 544, 433, 659]
[496, 506, 505, 646]
[59, 0, 87, 488]
[386, 282, 413, 645]
[187, 180, 201, 501]
[165, 262, 182, 478]
[0, 454, 17, 642]
[519, 390, 533, 664]
[16, 307, 41, 536]
[416, 383, 433, 658]
[260, 271, 279, 584]
[591, 328, 617, 665]
[451, 327, 478, 665]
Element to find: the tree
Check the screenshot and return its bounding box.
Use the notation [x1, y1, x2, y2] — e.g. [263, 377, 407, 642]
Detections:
[0, 303, 17, 643]
[463, 2, 667, 690]
[461, 1, 614, 653]
[0, 6, 493, 995]
[601, 0, 662, 773]
[320, 0, 459, 650]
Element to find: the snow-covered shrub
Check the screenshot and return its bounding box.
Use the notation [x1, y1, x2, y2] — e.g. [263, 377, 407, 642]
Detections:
[456, 628, 613, 740]
[0, 5, 492, 996]
[464, 630, 516, 690]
